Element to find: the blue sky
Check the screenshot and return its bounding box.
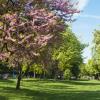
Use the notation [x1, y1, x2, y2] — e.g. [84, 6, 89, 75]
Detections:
[72, 0, 100, 63]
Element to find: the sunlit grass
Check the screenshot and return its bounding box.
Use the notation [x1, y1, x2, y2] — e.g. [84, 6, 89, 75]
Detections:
[0, 79, 100, 100]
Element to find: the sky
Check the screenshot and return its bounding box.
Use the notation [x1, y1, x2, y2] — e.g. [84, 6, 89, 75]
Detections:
[72, 0, 100, 63]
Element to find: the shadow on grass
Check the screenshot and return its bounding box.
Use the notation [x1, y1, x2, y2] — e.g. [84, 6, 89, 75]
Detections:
[23, 79, 57, 83]
[0, 95, 8, 100]
[1, 86, 100, 100]
[23, 79, 100, 86]
[1, 79, 100, 100]
[0, 79, 14, 83]
[59, 80, 100, 86]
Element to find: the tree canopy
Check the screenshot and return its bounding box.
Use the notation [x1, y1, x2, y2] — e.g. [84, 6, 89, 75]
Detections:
[0, 0, 82, 89]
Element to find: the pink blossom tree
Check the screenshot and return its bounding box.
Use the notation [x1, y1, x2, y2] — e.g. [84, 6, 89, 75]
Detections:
[0, 0, 79, 89]
[0, 8, 65, 89]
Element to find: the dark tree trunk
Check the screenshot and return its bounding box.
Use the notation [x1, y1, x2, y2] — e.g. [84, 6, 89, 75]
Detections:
[43, 71, 46, 79]
[16, 72, 22, 89]
[15, 63, 31, 89]
[16, 64, 22, 90]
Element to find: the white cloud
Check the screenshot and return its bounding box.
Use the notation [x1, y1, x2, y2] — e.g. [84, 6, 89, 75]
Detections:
[75, 0, 100, 20]
[80, 14, 100, 19]
[73, 0, 90, 18]
[76, 0, 90, 10]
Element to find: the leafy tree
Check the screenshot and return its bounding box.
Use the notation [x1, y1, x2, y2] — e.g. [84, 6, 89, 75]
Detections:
[85, 59, 97, 76]
[0, 0, 79, 89]
[52, 28, 85, 79]
[79, 30, 100, 80]
[0, 3, 64, 89]
[29, 63, 43, 78]
[92, 30, 100, 79]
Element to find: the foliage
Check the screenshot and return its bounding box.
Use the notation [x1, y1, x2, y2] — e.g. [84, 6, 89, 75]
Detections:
[30, 63, 43, 74]
[0, 0, 80, 89]
[0, 0, 79, 67]
[79, 29, 100, 79]
[78, 30, 100, 79]
[0, 61, 9, 74]
[63, 69, 72, 79]
[52, 28, 85, 78]
[43, 0, 80, 21]
[0, 9, 65, 63]
[93, 30, 100, 70]
[80, 59, 98, 77]
[86, 59, 98, 75]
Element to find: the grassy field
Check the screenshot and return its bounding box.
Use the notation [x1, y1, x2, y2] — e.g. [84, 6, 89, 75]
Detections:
[0, 79, 100, 100]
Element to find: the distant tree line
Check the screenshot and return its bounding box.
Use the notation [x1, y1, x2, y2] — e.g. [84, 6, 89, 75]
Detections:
[80, 30, 100, 80]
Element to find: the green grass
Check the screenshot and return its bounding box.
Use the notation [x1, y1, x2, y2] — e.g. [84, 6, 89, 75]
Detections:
[0, 79, 100, 100]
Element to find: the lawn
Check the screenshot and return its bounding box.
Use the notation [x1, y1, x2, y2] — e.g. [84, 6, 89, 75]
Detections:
[0, 79, 100, 100]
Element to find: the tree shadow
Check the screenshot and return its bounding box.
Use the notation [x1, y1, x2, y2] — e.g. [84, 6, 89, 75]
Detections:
[1, 86, 100, 100]
[59, 80, 100, 86]
[23, 79, 57, 83]
[1, 79, 100, 100]
[0, 79, 14, 83]
[23, 79, 100, 86]
[0, 95, 8, 100]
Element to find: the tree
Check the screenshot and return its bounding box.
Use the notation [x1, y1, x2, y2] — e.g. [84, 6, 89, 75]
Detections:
[0, 6, 65, 90]
[52, 28, 85, 79]
[92, 30, 100, 79]
[86, 59, 97, 76]
[79, 30, 100, 80]
[0, 0, 79, 89]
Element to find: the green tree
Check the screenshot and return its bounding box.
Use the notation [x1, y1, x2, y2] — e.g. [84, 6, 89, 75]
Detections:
[85, 59, 97, 76]
[92, 30, 100, 79]
[52, 28, 85, 79]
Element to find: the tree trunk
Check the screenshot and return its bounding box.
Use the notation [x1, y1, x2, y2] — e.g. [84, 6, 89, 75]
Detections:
[16, 73, 22, 90]
[16, 63, 31, 89]
[16, 64, 22, 90]
[34, 70, 36, 78]
[43, 71, 46, 79]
